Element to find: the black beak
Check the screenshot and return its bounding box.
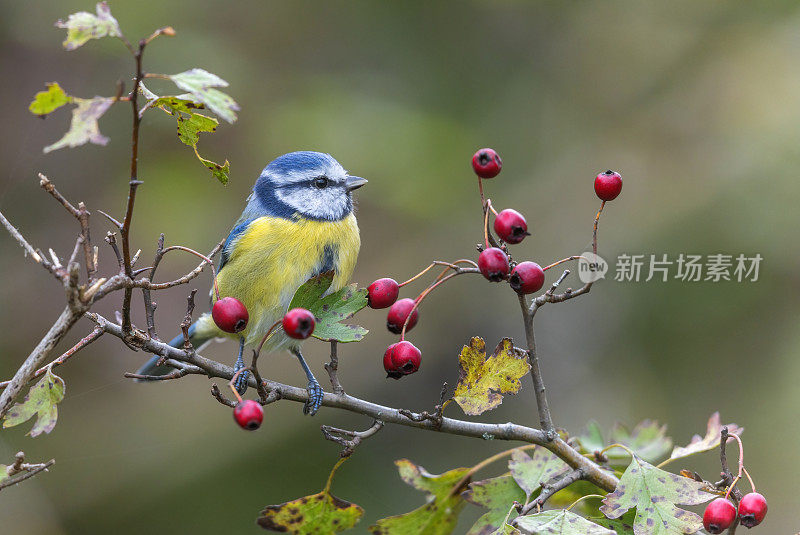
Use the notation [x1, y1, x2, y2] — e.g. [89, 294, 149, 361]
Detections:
[345, 176, 368, 191]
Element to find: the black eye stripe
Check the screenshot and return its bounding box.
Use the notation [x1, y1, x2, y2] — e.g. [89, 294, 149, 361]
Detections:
[313, 176, 329, 188]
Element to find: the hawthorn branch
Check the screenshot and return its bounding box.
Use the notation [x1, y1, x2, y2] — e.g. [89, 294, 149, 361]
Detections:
[321, 419, 384, 457]
[120, 39, 146, 335]
[0, 327, 103, 390]
[38, 173, 96, 280]
[518, 294, 554, 437]
[87, 312, 618, 493]
[324, 341, 344, 395]
[520, 467, 586, 515]
[0, 452, 55, 492]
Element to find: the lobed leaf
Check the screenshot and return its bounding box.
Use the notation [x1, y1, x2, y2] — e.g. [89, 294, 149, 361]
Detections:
[257, 491, 363, 533]
[3, 368, 65, 437]
[168, 68, 240, 123]
[257, 460, 363, 533]
[289, 271, 368, 343]
[29, 83, 72, 116]
[55, 2, 121, 51]
[43, 96, 113, 153]
[369, 459, 470, 534]
[577, 420, 672, 466]
[508, 448, 570, 498]
[453, 337, 531, 416]
[600, 456, 713, 535]
[462, 474, 526, 535]
[176, 112, 218, 146]
[514, 510, 615, 535]
[669, 412, 743, 463]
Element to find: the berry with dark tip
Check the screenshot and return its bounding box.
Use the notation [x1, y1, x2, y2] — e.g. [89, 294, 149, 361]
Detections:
[478, 247, 510, 282]
[471, 148, 503, 179]
[594, 170, 623, 201]
[233, 400, 263, 430]
[509, 262, 545, 294]
[368, 278, 400, 309]
[282, 308, 316, 339]
[383, 341, 421, 379]
[738, 492, 767, 528]
[494, 209, 529, 244]
[703, 498, 736, 534]
[212, 297, 249, 333]
[386, 298, 419, 334]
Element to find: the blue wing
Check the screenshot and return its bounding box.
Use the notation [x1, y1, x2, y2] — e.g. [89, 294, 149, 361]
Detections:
[218, 219, 254, 272]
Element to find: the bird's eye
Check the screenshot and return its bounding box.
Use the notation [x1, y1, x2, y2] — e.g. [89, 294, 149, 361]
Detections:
[313, 176, 329, 189]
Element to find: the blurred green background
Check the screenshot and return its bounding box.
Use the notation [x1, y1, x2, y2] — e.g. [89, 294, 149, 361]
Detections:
[1, 1, 798, 533]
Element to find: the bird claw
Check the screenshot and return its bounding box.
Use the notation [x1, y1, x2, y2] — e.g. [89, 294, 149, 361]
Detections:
[303, 379, 323, 416]
[233, 366, 250, 395]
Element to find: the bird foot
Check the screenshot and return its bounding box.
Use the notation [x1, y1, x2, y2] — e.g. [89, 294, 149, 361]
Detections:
[303, 378, 324, 416]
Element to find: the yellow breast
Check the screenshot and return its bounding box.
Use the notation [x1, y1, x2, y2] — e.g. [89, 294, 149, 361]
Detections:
[213, 214, 360, 346]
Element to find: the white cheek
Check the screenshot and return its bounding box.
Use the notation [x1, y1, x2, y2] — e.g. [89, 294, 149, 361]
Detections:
[276, 187, 347, 220]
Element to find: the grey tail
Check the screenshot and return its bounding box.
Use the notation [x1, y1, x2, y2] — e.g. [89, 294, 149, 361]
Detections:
[135, 322, 213, 379]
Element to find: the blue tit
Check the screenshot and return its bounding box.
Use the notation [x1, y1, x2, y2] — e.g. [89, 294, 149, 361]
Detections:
[136, 151, 367, 415]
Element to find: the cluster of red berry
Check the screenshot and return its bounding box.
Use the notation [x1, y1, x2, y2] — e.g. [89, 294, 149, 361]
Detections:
[211, 297, 318, 430]
[702, 433, 767, 533]
[704, 493, 767, 533]
[368, 148, 623, 379]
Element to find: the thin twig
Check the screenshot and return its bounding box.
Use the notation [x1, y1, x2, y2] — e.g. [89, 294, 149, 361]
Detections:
[0, 453, 55, 492]
[0, 327, 103, 390]
[321, 419, 384, 457]
[519, 468, 586, 514]
[518, 293, 555, 438]
[324, 341, 344, 395]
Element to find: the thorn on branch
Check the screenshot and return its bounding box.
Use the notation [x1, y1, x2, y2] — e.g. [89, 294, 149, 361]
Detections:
[398, 383, 450, 429]
[180, 289, 197, 352]
[324, 341, 344, 395]
[321, 419, 384, 457]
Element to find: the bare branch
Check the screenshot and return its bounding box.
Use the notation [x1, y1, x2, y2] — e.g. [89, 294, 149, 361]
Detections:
[38, 173, 96, 279]
[0, 210, 61, 280]
[518, 294, 555, 437]
[321, 419, 384, 457]
[324, 341, 344, 395]
[519, 468, 586, 514]
[0, 327, 103, 390]
[88, 312, 618, 493]
[0, 452, 55, 492]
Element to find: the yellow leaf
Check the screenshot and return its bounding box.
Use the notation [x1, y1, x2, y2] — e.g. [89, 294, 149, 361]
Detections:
[453, 337, 530, 416]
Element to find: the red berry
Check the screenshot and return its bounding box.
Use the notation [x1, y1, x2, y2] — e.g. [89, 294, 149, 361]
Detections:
[509, 262, 545, 294]
[387, 298, 419, 334]
[738, 492, 767, 528]
[471, 148, 503, 179]
[478, 247, 510, 282]
[594, 170, 623, 201]
[282, 308, 316, 339]
[494, 209, 529, 244]
[383, 341, 421, 379]
[383, 343, 403, 379]
[368, 278, 400, 309]
[233, 400, 263, 430]
[703, 498, 736, 534]
[212, 297, 249, 333]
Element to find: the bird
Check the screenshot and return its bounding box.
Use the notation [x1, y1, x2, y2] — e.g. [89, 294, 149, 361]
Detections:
[135, 151, 367, 415]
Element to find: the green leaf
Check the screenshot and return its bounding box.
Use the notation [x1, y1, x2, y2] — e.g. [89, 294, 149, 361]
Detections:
[508, 448, 570, 498]
[176, 113, 218, 146]
[196, 152, 230, 185]
[289, 271, 368, 343]
[453, 337, 531, 416]
[55, 2, 121, 51]
[168, 68, 240, 123]
[514, 510, 615, 534]
[463, 474, 526, 535]
[369, 459, 470, 534]
[577, 420, 672, 466]
[669, 412, 743, 463]
[257, 461, 363, 533]
[43, 96, 113, 153]
[600, 456, 713, 534]
[591, 511, 636, 535]
[29, 83, 72, 116]
[139, 84, 230, 184]
[3, 368, 65, 437]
